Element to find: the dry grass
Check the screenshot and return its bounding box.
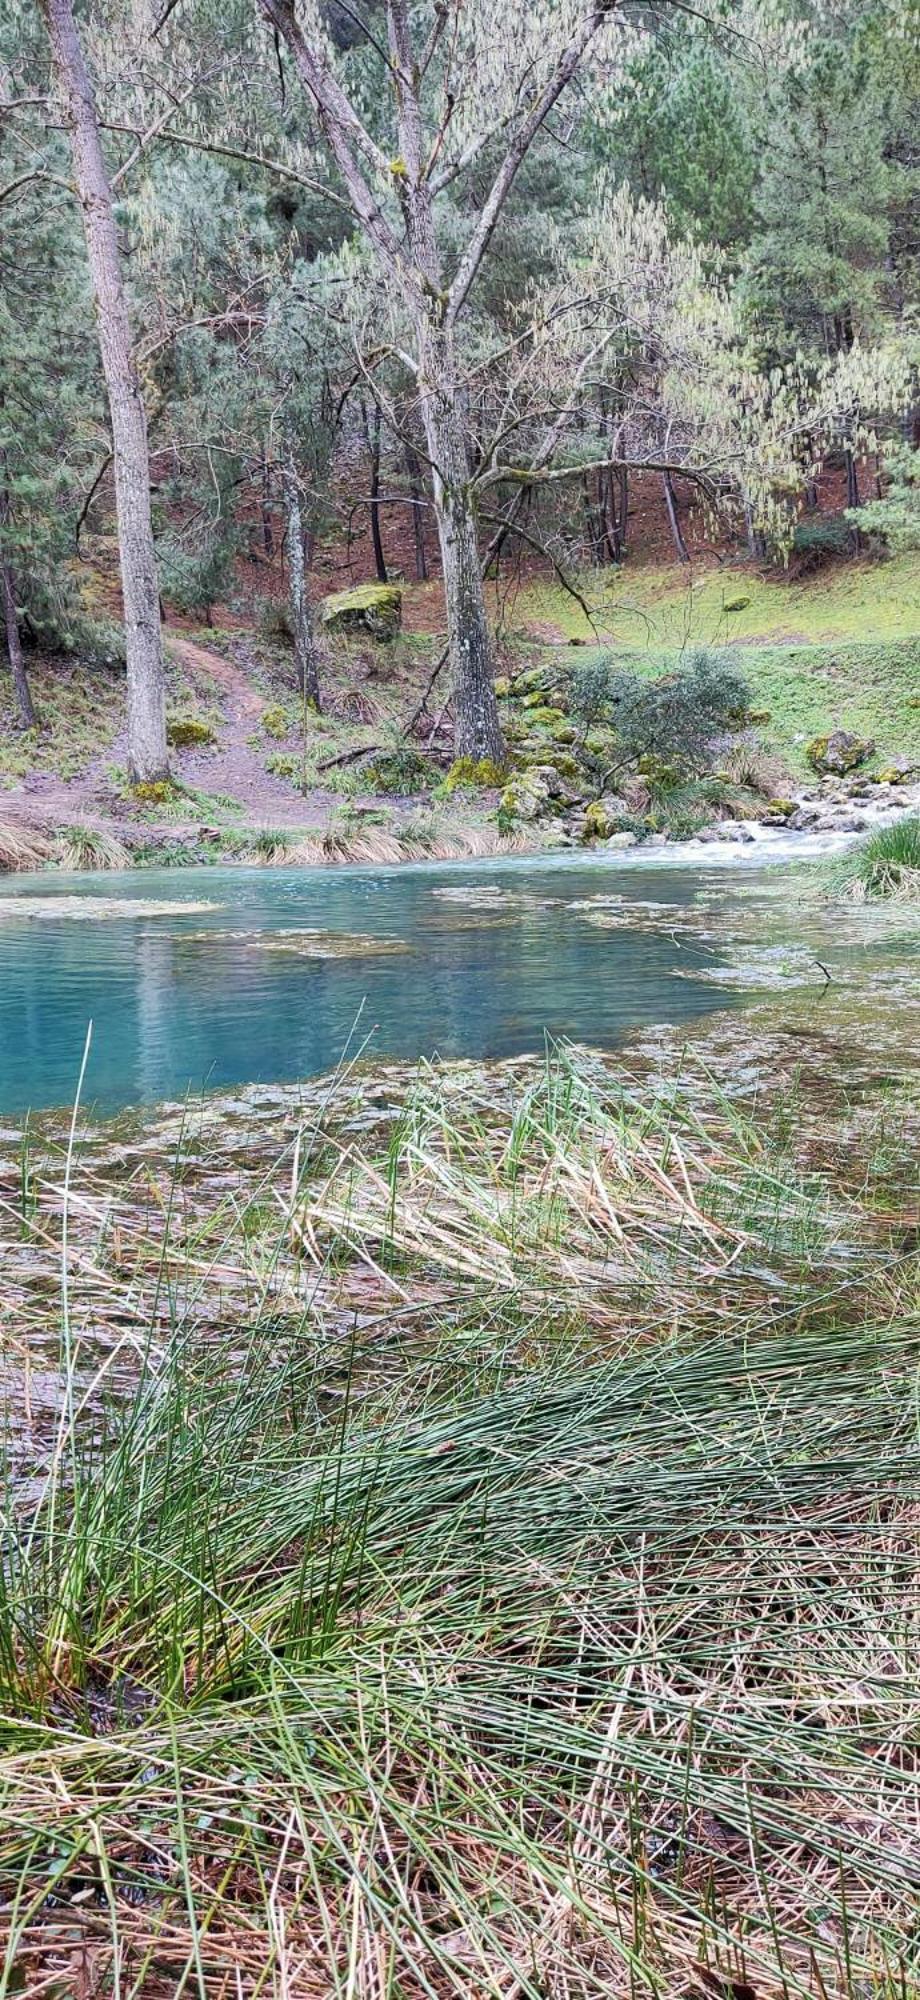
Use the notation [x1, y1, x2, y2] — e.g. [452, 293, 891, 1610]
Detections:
[53, 823, 131, 871]
[251, 823, 538, 866]
[0, 818, 54, 872]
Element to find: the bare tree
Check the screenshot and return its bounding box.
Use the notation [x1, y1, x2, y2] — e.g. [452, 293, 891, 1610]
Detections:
[281, 455, 323, 709]
[39, 0, 168, 782]
[255, 0, 619, 762]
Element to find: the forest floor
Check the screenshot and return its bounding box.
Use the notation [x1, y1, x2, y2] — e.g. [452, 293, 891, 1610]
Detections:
[2, 536, 920, 868]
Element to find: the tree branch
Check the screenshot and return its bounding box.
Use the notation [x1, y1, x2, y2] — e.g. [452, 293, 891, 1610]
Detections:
[446, 0, 614, 325]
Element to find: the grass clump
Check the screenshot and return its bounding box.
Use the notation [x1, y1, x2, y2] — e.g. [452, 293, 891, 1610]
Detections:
[0, 818, 53, 871]
[53, 823, 130, 871]
[2, 1051, 919, 1995]
[835, 813, 920, 900]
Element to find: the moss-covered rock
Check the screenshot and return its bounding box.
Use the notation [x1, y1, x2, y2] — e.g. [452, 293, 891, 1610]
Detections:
[166, 716, 216, 749]
[723, 594, 751, 613]
[511, 667, 549, 696]
[580, 800, 613, 842]
[806, 730, 874, 776]
[440, 756, 507, 794]
[321, 582, 403, 641]
[525, 704, 566, 728]
[765, 797, 797, 818]
[499, 764, 572, 822]
[493, 676, 512, 698]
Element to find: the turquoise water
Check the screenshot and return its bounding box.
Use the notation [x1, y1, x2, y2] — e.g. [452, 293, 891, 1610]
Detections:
[0, 856, 739, 1116]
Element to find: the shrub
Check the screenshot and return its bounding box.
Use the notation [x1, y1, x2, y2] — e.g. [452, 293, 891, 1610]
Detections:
[365, 744, 434, 795]
[607, 650, 751, 776]
[791, 515, 853, 571]
[567, 658, 613, 731]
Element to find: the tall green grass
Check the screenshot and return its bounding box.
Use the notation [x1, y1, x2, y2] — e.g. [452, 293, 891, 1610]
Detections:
[835, 815, 920, 901]
[1, 1053, 918, 1997]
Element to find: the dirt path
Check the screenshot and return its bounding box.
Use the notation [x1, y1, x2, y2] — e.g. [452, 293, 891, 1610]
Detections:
[1, 628, 338, 843]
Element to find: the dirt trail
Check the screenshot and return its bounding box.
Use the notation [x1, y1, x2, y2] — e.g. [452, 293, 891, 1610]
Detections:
[164, 629, 335, 826]
[1, 628, 336, 842]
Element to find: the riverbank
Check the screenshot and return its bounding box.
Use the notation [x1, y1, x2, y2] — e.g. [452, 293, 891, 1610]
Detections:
[3, 554, 919, 875]
[2, 897, 919, 1996]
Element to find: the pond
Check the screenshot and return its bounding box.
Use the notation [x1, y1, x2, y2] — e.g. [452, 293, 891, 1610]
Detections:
[0, 853, 749, 1117]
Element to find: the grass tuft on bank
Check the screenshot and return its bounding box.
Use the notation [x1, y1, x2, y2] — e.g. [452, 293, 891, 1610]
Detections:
[834, 813, 920, 900]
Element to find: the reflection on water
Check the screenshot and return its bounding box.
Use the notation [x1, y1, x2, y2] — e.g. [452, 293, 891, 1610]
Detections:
[0, 854, 740, 1116]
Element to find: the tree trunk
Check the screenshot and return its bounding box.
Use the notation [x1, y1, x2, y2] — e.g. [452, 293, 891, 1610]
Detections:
[40, 0, 168, 782]
[405, 444, 428, 581]
[261, 452, 275, 558]
[1, 552, 38, 730]
[362, 398, 388, 584]
[417, 323, 504, 763]
[662, 470, 689, 563]
[282, 461, 322, 709]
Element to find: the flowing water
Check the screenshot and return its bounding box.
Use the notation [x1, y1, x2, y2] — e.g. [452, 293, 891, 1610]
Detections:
[0, 853, 750, 1117]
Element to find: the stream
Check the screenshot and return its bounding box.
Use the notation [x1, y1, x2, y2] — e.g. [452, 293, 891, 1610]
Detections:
[0, 852, 749, 1116]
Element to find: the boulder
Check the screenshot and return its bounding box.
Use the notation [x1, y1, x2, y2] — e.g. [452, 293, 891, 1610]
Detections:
[321, 582, 403, 641]
[606, 830, 638, 850]
[500, 764, 567, 821]
[723, 594, 751, 612]
[805, 730, 874, 776]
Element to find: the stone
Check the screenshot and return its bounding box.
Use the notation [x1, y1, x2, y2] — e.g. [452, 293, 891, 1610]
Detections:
[606, 830, 638, 850]
[723, 594, 751, 612]
[166, 716, 216, 748]
[321, 582, 403, 640]
[805, 730, 874, 776]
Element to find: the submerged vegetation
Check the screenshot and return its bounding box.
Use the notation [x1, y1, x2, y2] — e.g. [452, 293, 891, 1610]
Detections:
[1, 1040, 919, 1995]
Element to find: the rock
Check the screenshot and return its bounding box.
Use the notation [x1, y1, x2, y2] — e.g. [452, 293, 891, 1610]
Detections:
[579, 801, 612, 842]
[766, 797, 797, 818]
[510, 667, 548, 696]
[500, 764, 569, 821]
[493, 675, 511, 698]
[723, 594, 751, 612]
[321, 582, 403, 640]
[606, 830, 638, 849]
[166, 716, 216, 748]
[876, 762, 914, 785]
[826, 812, 867, 832]
[805, 730, 874, 776]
